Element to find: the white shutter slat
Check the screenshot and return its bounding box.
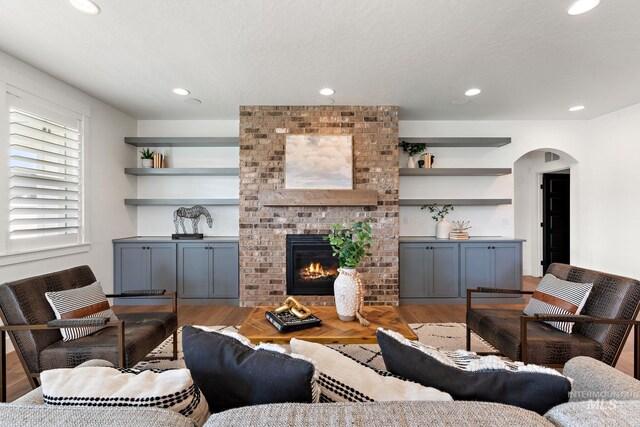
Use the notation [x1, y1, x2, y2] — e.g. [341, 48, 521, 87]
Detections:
[10, 138, 80, 160]
[10, 186, 79, 199]
[9, 111, 80, 140]
[10, 167, 80, 182]
[8, 106, 82, 243]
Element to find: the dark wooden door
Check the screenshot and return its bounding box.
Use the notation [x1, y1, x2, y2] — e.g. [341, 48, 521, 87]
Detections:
[542, 173, 570, 273]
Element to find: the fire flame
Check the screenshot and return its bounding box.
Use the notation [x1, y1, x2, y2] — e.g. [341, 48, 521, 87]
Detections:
[304, 262, 331, 279]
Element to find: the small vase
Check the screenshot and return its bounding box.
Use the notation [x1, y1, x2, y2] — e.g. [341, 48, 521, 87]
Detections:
[407, 156, 416, 168]
[334, 267, 358, 321]
[436, 219, 452, 239]
[141, 159, 153, 168]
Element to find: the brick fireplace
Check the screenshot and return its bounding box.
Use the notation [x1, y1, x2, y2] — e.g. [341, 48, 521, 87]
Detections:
[238, 106, 400, 307]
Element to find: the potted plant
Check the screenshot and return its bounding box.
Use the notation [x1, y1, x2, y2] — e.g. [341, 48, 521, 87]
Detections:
[399, 140, 426, 168]
[140, 148, 155, 168]
[421, 203, 454, 239]
[325, 220, 374, 325]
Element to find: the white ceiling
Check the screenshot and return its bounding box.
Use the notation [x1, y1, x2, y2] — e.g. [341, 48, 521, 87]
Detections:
[1, 0, 639, 120]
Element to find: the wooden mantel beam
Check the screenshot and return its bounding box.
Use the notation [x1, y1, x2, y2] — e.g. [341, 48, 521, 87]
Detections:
[259, 189, 378, 207]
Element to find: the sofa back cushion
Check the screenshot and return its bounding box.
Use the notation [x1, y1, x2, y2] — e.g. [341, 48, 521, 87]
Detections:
[547, 263, 640, 365]
[0, 265, 97, 373]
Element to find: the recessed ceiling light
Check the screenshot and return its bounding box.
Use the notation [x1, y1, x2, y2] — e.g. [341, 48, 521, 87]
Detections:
[316, 97, 335, 105]
[568, 105, 585, 112]
[172, 88, 190, 96]
[451, 97, 471, 105]
[319, 88, 335, 96]
[68, 0, 101, 15]
[464, 88, 482, 97]
[184, 98, 202, 105]
[567, 0, 600, 15]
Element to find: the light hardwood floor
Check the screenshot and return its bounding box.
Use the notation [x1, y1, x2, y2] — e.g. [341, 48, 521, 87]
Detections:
[4, 276, 638, 402]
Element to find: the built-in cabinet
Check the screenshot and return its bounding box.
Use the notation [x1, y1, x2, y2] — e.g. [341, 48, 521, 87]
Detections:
[114, 237, 239, 303]
[399, 243, 459, 298]
[459, 243, 522, 297]
[399, 237, 524, 303]
[177, 243, 239, 299]
[115, 243, 177, 293]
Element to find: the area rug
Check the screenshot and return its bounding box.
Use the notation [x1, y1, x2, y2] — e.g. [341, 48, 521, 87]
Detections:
[134, 322, 498, 371]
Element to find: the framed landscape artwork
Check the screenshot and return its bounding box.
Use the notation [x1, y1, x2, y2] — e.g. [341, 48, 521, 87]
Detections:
[285, 134, 353, 189]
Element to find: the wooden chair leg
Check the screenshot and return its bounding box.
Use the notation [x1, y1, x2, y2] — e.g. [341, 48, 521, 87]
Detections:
[172, 330, 178, 360]
[635, 323, 639, 380]
[466, 325, 471, 351]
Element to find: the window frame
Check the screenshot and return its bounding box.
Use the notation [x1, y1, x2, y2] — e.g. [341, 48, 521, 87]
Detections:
[0, 83, 91, 263]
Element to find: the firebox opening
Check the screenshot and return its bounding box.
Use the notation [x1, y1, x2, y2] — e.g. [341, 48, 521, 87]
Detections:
[286, 234, 337, 296]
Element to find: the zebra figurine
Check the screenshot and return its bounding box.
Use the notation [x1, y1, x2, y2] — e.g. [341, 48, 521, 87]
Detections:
[173, 205, 213, 235]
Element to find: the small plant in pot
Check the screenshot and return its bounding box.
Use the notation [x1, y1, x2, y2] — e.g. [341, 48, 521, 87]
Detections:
[140, 148, 155, 168]
[399, 140, 426, 168]
[421, 203, 454, 239]
[325, 220, 374, 325]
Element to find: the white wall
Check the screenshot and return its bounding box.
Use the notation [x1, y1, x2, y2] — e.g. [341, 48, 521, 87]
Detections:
[135, 120, 239, 236]
[0, 51, 137, 291]
[585, 103, 640, 279]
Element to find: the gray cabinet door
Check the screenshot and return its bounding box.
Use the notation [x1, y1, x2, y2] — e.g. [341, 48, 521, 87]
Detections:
[211, 243, 239, 298]
[178, 243, 211, 298]
[115, 243, 149, 292]
[399, 243, 428, 298]
[148, 244, 177, 292]
[430, 243, 459, 297]
[460, 243, 491, 297]
[492, 243, 522, 291]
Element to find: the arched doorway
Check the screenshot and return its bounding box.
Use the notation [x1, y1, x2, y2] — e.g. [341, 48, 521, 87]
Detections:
[513, 149, 578, 277]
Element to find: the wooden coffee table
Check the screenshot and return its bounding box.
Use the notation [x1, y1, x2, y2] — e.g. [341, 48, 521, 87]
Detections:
[238, 305, 417, 344]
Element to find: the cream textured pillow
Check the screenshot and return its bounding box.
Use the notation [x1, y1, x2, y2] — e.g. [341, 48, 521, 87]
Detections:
[290, 338, 452, 403]
[41, 366, 209, 426]
[45, 281, 119, 341]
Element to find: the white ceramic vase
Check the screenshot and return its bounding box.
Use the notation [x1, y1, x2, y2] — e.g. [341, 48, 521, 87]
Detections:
[334, 267, 358, 321]
[141, 158, 153, 168]
[436, 219, 452, 239]
[407, 155, 416, 168]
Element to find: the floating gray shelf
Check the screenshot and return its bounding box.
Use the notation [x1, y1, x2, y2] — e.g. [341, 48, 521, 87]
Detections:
[124, 199, 239, 206]
[400, 168, 512, 176]
[124, 168, 239, 176]
[399, 199, 512, 206]
[124, 137, 239, 147]
[398, 137, 511, 147]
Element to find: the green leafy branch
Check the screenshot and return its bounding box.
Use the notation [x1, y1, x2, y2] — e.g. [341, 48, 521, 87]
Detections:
[420, 204, 454, 222]
[399, 140, 426, 157]
[324, 219, 375, 268]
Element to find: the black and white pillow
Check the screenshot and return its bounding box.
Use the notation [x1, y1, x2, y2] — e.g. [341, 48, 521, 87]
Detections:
[45, 281, 119, 341]
[377, 328, 571, 415]
[523, 273, 593, 333]
[41, 366, 209, 426]
[182, 326, 319, 413]
[290, 338, 451, 403]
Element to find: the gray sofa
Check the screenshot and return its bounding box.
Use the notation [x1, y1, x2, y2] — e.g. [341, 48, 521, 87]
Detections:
[1, 357, 639, 426]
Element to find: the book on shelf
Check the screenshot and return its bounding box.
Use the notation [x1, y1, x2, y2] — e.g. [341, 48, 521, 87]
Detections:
[265, 310, 322, 333]
[449, 232, 470, 240]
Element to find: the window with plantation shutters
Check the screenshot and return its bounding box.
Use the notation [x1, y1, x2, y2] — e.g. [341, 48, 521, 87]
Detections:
[7, 98, 83, 251]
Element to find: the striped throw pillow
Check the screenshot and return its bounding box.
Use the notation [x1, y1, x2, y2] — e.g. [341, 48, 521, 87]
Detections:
[523, 274, 593, 333]
[45, 281, 118, 341]
[41, 367, 209, 426]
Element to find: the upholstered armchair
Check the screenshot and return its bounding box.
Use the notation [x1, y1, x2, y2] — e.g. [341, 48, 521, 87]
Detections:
[0, 265, 178, 402]
[466, 263, 640, 378]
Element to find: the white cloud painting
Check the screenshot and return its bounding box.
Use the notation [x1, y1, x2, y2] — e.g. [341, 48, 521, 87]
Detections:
[285, 135, 353, 189]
